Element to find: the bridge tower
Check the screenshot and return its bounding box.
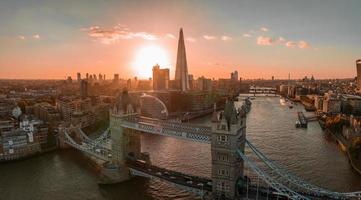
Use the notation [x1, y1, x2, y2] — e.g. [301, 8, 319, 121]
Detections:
[211, 100, 246, 199]
[104, 104, 142, 183]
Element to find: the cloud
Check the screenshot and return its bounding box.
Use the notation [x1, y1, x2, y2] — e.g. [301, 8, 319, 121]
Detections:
[242, 33, 252, 38]
[285, 40, 310, 49]
[257, 36, 273, 46]
[203, 35, 216, 40]
[286, 41, 297, 48]
[165, 33, 175, 39]
[132, 32, 157, 40]
[221, 36, 232, 41]
[278, 37, 286, 43]
[33, 34, 40, 39]
[298, 40, 310, 49]
[18, 35, 25, 40]
[85, 25, 158, 44]
[260, 27, 269, 32]
[186, 37, 196, 42]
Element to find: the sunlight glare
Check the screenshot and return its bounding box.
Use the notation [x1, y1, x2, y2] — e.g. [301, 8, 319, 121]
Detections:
[131, 45, 170, 78]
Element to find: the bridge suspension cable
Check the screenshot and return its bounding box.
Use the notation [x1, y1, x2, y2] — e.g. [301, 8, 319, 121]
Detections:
[63, 129, 110, 161]
[77, 127, 111, 148]
[246, 139, 361, 199]
[237, 148, 310, 200]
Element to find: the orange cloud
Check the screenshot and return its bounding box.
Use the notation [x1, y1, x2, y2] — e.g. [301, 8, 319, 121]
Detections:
[18, 35, 25, 40]
[257, 36, 273, 45]
[86, 25, 157, 44]
[165, 33, 175, 39]
[186, 37, 196, 42]
[221, 36, 232, 41]
[260, 27, 269, 32]
[33, 34, 40, 39]
[203, 35, 216, 40]
[298, 40, 310, 49]
[285, 40, 310, 49]
[278, 37, 286, 43]
[286, 41, 297, 48]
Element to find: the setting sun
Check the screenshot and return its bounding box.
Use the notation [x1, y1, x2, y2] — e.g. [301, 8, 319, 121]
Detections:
[131, 45, 171, 78]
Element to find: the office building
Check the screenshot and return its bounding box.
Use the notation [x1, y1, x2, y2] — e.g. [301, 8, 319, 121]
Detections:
[80, 79, 88, 98]
[323, 93, 341, 114]
[77, 72, 81, 82]
[231, 71, 238, 81]
[197, 76, 212, 91]
[152, 64, 169, 90]
[114, 74, 119, 84]
[357, 59, 361, 89]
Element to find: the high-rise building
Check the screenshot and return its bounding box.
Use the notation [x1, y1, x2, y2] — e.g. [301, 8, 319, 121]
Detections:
[175, 28, 189, 91]
[197, 76, 212, 91]
[152, 64, 169, 90]
[357, 59, 361, 89]
[113, 74, 119, 84]
[80, 79, 88, 98]
[230, 70, 238, 81]
[188, 74, 194, 89]
[66, 76, 72, 84]
[77, 72, 81, 82]
[86, 73, 89, 80]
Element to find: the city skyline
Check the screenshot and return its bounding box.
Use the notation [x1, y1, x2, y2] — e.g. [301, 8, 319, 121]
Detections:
[1, 0, 361, 80]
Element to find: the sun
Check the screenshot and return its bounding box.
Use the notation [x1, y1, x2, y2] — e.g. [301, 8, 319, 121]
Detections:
[131, 45, 171, 78]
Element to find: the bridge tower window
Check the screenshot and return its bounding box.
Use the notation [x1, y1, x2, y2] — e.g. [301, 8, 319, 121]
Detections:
[218, 169, 229, 176]
[218, 135, 228, 142]
[217, 181, 230, 192]
[217, 153, 229, 162]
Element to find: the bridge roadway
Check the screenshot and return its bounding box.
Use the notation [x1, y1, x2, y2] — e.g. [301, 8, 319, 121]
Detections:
[121, 116, 212, 143]
[126, 159, 212, 195]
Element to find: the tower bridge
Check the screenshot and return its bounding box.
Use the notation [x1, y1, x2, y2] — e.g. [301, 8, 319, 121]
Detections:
[60, 98, 361, 200]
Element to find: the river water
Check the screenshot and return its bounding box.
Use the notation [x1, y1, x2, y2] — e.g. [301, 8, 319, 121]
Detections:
[1, 97, 360, 200]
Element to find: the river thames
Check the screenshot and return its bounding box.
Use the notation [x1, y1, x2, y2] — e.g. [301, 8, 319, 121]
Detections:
[1, 97, 360, 200]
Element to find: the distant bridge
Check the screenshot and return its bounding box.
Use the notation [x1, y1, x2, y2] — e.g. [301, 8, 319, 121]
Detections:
[249, 86, 277, 96]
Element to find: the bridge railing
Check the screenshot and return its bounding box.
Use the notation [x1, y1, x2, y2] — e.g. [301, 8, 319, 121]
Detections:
[121, 118, 211, 143]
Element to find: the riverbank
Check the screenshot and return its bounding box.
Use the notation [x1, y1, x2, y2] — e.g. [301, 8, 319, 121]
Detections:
[324, 128, 361, 175]
[0, 146, 58, 163]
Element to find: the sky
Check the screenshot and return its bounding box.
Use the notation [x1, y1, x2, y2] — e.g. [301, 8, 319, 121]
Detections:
[0, 0, 360, 80]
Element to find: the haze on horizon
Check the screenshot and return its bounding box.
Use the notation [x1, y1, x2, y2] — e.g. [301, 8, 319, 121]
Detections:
[0, 0, 360, 80]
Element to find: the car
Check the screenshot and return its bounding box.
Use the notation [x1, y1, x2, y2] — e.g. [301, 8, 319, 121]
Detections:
[156, 172, 162, 176]
[197, 183, 204, 187]
[186, 181, 193, 184]
[170, 176, 176, 179]
[207, 182, 212, 186]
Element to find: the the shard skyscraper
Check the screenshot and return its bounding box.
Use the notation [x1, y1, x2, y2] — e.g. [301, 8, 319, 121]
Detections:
[175, 28, 189, 91]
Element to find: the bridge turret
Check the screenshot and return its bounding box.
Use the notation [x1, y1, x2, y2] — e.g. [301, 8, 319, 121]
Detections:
[211, 99, 246, 199]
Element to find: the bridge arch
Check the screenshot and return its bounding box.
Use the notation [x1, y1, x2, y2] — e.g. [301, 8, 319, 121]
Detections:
[140, 94, 169, 119]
